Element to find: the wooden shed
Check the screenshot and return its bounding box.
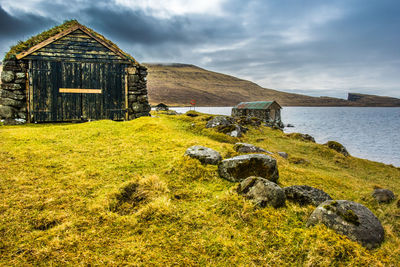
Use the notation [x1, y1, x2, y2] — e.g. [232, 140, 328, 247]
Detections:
[231, 101, 282, 123]
[0, 20, 150, 123]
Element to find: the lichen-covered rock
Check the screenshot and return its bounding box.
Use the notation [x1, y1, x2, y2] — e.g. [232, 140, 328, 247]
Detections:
[307, 200, 385, 249]
[325, 141, 350, 156]
[0, 97, 23, 108]
[234, 143, 272, 154]
[206, 116, 235, 129]
[284, 185, 332, 206]
[1, 71, 15, 83]
[237, 176, 286, 208]
[185, 145, 222, 165]
[218, 154, 279, 182]
[1, 83, 22, 90]
[0, 105, 16, 118]
[277, 152, 288, 159]
[372, 188, 395, 203]
[287, 133, 316, 143]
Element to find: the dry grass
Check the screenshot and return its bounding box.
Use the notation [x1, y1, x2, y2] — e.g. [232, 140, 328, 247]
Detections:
[0, 112, 399, 265]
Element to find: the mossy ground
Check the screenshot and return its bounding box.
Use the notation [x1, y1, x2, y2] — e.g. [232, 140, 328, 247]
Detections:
[0, 112, 399, 265]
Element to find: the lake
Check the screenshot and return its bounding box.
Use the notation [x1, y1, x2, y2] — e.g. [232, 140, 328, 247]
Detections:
[170, 106, 400, 167]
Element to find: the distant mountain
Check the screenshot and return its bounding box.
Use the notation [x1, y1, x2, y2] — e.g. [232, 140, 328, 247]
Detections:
[144, 63, 400, 107]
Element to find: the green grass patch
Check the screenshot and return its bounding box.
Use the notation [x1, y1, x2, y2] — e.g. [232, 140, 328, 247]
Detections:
[0, 113, 399, 265]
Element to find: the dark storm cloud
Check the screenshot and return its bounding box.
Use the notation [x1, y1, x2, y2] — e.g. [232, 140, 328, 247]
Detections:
[0, 0, 399, 97]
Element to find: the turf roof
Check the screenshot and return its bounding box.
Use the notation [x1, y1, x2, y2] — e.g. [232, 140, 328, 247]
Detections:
[4, 20, 139, 64]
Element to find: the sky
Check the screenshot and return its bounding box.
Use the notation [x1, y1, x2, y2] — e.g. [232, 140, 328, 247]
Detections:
[0, 0, 399, 99]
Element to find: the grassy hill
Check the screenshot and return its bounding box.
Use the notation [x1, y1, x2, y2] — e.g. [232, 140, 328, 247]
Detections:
[0, 112, 399, 265]
[145, 63, 400, 107]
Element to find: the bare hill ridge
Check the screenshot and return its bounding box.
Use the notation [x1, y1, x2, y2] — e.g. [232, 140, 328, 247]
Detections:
[144, 63, 400, 107]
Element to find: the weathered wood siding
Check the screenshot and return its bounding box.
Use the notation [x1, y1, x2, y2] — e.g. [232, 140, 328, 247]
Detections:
[25, 30, 129, 64]
[31, 60, 126, 122]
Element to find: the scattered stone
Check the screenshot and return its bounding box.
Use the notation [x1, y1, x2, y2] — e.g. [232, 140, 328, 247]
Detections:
[307, 200, 385, 249]
[218, 154, 279, 182]
[206, 116, 235, 129]
[1, 71, 15, 83]
[228, 125, 246, 137]
[284, 185, 332, 206]
[237, 176, 286, 208]
[286, 124, 294, 127]
[277, 152, 288, 159]
[372, 188, 395, 203]
[234, 143, 272, 154]
[184, 145, 222, 165]
[324, 141, 350, 156]
[287, 133, 316, 143]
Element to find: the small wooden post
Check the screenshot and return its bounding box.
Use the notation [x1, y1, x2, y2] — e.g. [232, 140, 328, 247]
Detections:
[28, 60, 34, 123]
[124, 68, 128, 120]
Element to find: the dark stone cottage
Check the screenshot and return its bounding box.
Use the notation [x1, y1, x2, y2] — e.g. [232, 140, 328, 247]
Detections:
[0, 20, 150, 124]
[231, 101, 282, 124]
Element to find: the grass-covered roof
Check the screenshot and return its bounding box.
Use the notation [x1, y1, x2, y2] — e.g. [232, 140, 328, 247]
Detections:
[4, 20, 139, 64]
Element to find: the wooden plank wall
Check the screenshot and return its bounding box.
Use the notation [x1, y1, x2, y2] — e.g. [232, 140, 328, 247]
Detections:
[25, 30, 130, 64]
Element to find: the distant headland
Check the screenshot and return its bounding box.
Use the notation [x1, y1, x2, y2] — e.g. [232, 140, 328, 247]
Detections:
[144, 63, 400, 107]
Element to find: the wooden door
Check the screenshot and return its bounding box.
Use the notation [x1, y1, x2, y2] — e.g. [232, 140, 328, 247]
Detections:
[31, 60, 126, 122]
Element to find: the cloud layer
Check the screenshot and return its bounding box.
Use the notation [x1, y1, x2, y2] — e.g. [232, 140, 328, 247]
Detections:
[1, 0, 399, 98]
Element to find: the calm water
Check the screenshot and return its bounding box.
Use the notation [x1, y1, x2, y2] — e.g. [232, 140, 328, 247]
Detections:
[170, 106, 400, 167]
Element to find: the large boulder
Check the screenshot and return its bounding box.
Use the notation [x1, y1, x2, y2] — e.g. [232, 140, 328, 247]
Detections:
[307, 200, 384, 249]
[324, 141, 350, 156]
[284, 185, 332, 206]
[184, 145, 222, 165]
[234, 143, 272, 154]
[218, 154, 279, 182]
[372, 188, 395, 203]
[237, 176, 286, 208]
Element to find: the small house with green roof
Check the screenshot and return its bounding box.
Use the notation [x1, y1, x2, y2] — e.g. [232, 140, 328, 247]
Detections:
[231, 101, 282, 123]
[0, 20, 150, 123]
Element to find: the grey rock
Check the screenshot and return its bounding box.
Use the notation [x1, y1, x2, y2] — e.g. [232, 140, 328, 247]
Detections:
[234, 143, 272, 154]
[0, 89, 25, 100]
[237, 176, 286, 208]
[184, 145, 222, 165]
[131, 102, 151, 113]
[15, 72, 25, 79]
[1, 83, 22, 90]
[286, 124, 294, 127]
[284, 185, 332, 206]
[324, 141, 350, 156]
[1, 71, 14, 83]
[277, 152, 288, 159]
[0, 97, 23, 108]
[218, 154, 279, 182]
[372, 189, 395, 203]
[228, 125, 246, 137]
[137, 95, 148, 103]
[206, 116, 235, 129]
[307, 200, 385, 249]
[14, 79, 25, 84]
[0, 105, 16, 118]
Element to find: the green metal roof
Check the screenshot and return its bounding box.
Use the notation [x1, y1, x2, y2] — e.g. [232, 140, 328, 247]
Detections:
[234, 101, 280, 110]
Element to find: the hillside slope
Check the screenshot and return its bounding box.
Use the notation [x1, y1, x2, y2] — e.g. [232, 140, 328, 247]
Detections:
[145, 63, 400, 107]
[0, 113, 399, 265]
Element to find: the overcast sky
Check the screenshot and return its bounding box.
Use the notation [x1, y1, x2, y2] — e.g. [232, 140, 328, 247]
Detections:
[1, 0, 399, 98]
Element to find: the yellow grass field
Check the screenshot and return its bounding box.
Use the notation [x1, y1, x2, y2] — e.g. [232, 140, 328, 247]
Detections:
[0, 112, 399, 265]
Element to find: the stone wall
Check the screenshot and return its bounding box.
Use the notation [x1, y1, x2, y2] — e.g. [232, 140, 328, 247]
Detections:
[0, 60, 27, 124]
[127, 65, 151, 120]
[0, 59, 150, 124]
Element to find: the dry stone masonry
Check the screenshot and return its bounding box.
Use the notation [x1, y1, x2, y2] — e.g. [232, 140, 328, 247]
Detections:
[127, 65, 151, 120]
